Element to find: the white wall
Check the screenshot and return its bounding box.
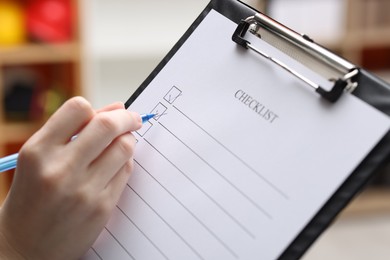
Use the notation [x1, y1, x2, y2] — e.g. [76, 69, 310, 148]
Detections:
[268, 0, 347, 45]
[80, 0, 209, 108]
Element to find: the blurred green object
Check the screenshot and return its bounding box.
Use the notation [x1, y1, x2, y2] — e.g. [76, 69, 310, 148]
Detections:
[43, 86, 66, 116]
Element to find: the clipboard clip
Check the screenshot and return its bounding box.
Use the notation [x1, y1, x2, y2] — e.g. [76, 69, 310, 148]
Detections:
[232, 13, 360, 103]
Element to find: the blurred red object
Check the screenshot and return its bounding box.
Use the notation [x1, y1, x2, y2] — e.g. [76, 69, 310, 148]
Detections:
[26, 0, 73, 43]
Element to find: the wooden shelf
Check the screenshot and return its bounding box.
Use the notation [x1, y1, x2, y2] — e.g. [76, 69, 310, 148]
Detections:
[0, 1, 82, 203]
[0, 42, 80, 65]
[0, 122, 44, 146]
[342, 28, 390, 48]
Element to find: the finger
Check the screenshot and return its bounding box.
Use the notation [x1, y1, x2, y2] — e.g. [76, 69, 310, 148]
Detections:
[39, 97, 95, 144]
[88, 133, 136, 189]
[103, 159, 133, 205]
[96, 102, 124, 113]
[69, 109, 142, 165]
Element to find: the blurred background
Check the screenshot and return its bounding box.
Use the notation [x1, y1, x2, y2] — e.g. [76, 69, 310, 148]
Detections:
[0, 0, 389, 259]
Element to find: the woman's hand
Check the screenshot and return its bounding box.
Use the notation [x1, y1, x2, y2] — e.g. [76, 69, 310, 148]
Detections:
[0, 97, 142, 259]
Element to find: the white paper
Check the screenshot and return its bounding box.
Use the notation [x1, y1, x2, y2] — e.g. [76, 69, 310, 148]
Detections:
[83, 10, 390, 260]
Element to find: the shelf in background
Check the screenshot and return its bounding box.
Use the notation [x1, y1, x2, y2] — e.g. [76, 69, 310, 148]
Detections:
[0, 121, 44, 145]
[0, 42, 80, 65]
[342, 28, 390, 48]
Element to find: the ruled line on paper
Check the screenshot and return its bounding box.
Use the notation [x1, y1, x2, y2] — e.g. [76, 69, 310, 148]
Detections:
[126, 184, 206, 260]
[115, 205, 170, 260]
[90, 247, 103, 260]
[104, 227, 136, 260]
[133, 159, 239, 259]
[172, 104, 289, 200]
[143, 137, 256, 239]
[157, 121, 273, 219]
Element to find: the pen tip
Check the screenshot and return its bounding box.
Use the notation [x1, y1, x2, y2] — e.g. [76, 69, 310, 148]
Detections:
[141, 113, 156, 123]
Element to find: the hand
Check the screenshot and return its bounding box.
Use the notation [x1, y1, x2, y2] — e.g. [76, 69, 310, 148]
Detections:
[0, 97, 142, 259]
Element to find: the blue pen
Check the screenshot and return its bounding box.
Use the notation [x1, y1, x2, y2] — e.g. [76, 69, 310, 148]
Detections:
[0, 113, 156, 173]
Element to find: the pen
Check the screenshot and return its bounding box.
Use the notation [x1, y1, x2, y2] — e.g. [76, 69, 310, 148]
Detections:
[0, 113, 156, 173]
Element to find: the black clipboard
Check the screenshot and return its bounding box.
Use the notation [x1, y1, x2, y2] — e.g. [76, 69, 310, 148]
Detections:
[124, 1, 390, 259]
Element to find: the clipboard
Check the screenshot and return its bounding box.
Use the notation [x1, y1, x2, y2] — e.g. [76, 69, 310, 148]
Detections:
[113, 1, 390, 259]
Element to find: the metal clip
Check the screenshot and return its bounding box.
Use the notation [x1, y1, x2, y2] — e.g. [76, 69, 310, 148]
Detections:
[232, 14, 360, 103]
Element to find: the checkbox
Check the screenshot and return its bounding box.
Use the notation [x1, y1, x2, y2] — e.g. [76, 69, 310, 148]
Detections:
[164, 86, 182, 104]
[136, 121, 153, 137]
[150, 102, 167, 121]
